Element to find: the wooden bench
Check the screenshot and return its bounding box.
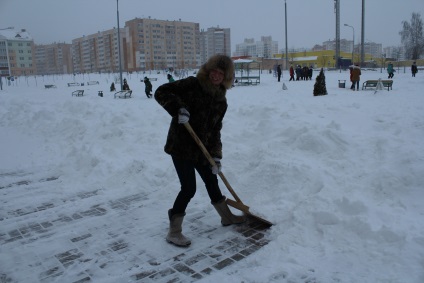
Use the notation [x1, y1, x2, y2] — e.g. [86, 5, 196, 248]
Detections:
[362, 80, 393, 91]
[68, 82, 80, 87]
[72, 90, 84, 96]
[234, 76, 260, 86]
[87, 81, 99, 85]
[114, 90, 132, 99]
[44, 84, 56, 89]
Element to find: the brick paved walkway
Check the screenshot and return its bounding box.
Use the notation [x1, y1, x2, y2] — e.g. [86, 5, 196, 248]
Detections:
[0, 173, 270, 282]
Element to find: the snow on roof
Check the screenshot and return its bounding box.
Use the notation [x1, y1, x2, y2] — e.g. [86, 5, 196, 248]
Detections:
[233, 59, 254, 63]
[292, 56, 318, 61]
[0, 29, 32, 41]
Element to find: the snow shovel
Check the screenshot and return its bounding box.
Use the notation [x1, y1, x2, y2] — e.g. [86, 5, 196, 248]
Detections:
[184, 123, 273, 227]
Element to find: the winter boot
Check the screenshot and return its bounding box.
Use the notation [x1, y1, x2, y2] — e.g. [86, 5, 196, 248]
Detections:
[166, 209, 191, 247]
[212, 197, 246, 226]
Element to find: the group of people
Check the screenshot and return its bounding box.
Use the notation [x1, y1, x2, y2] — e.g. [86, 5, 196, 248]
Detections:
[288, 65, 313, 81]
[349, 60, 419, 91]
[274, 64, 314, 82]
[108, 73, 177, 98]
[387, 61, 418, 79]
[143, 74, 176, 98]
[273, 64, 313, 82]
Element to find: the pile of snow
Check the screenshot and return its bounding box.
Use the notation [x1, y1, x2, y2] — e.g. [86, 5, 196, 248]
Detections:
[0, 69, 423, 282]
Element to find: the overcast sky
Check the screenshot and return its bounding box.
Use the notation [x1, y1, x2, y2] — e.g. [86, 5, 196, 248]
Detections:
[1, 0, 423, 51]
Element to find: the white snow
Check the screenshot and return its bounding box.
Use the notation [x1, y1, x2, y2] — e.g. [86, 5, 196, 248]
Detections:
[0, 69, 423, 283]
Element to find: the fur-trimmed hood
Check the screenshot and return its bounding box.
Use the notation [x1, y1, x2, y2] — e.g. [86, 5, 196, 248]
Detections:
[196, 55, 234, 90]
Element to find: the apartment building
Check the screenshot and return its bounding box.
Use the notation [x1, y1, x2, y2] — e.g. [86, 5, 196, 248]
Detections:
[322, 38, 354, 53]
[0, 22, 230, 76]
[0, 35, 9, 77]
[383, 46, 405, 61]
[233, 36, 278, 58]
[199, 27, 231, 65]
[322, 39, 383, 59]
[125, 18, 200, 71]
[257, 36, 278, 58]
[71, 28, 125, 74]
[34, 43, 73, 75]
[0, 28, 35, 76]
[361, 41, 383, 59]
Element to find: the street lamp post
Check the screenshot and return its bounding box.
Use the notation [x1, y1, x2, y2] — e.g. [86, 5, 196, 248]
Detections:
[344, 24, 354, 64]
[380, 53, 386, 73]
[116, 0, 123, 90]
[284, 0, 288, 71]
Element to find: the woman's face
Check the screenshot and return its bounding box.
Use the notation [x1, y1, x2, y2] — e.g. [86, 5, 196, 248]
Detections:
[209, 69, 225, 86]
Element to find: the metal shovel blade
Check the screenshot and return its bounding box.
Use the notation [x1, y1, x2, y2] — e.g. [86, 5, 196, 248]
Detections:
[184, 123, 273, 227]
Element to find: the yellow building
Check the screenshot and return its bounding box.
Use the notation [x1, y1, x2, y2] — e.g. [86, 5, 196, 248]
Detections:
[274, 50, 373, 69]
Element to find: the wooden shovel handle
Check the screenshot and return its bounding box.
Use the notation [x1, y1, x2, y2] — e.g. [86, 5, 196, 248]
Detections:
[183, 123, 243, 204]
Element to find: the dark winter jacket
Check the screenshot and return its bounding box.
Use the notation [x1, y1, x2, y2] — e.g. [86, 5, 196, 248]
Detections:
[411, 63, 418, 74]
[154, 67, 229, 164]
[295, 66, 302, 77]
[277, 65, 282, 76]
[303, 66, 309, 76]
[144, 77, 153, 93]
[387, 63, 394, 74]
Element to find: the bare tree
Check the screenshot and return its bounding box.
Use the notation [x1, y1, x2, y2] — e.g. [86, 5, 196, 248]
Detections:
[399, 13, 424, 60]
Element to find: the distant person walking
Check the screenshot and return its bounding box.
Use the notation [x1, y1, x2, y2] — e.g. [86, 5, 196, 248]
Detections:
[387, 62, 394, 79]
[411, 61, 418, 77]
[302, 66, 309, 80]
[350, 64, 361, 91]
[308, 65, 313, 80]
[295, 65, 301, 81]
[143, 77, 153, 98]
[276, 65, 282, 82]
[167, 73, 175, 82]
[289, 65, 295, 81]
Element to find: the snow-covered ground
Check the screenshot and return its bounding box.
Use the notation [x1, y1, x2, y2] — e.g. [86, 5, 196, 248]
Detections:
[0, 68, 423, 283]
